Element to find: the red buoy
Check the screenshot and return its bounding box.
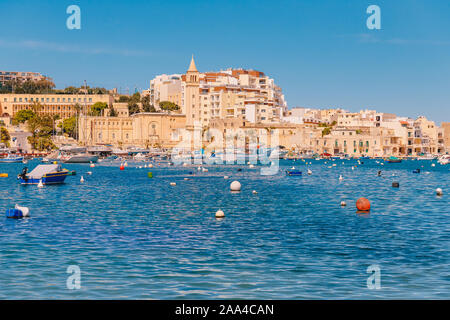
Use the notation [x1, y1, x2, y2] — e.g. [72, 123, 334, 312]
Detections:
[356, 198, 370, 211]
[120, 164, 125, 170]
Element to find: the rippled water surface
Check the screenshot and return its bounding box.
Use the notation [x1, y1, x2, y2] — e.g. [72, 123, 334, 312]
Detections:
[0, 158, 449, 299]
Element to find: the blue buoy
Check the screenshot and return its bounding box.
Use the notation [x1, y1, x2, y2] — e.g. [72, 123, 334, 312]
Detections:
[6, 209, 23, 219]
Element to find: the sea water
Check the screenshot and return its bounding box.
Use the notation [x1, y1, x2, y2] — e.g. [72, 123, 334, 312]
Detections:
[0, 159, 448, 299]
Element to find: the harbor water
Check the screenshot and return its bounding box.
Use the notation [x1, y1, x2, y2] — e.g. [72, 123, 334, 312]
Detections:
[0, 159, 449, 299]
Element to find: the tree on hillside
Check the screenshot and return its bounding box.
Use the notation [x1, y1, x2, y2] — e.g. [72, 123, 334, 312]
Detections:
[159, 101, 180, 112]
[59, 116, 77, 138]
[26, 111, 57, 151]
[109, 104, 118, 117]
[141, 95, 156, 112]
[90, 102, 108, 116]
[127, 92, 141, 115]
[118, 95, 130, 102]
[13, 109, 36, 124]
[0, 127, 10, 147]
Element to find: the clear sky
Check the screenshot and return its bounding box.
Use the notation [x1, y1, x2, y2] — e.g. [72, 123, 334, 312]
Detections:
[1, 0, 449, 123]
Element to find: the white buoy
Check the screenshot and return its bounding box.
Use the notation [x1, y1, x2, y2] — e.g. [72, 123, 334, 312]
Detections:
[351, 166, 354, 170]
[80, 176, 85, 183]
[252, 190, 258, 194]
[87, 171, 92, 175]
[339, 175, 343, 181]
[38, 180, 44, 188]
[215, 210, 225, 218]
[224, 175, 229, 179]
[307, 169, 312, 175]
[436, 188, 443, 196]
[340, 201, 347, 207]
[170, 182, 176, 186]
[431, 163, 435, 167]
[15, 204, 30, 217]
[291, 166, 295, 169]
[249, 164, 254, 168]
[230, 180, 241, 192]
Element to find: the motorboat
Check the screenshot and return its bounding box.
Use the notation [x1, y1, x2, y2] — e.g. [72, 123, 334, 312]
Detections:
[286, 170, 302, 176]
[17, 164, 69, 185]
[387, 156, 402, 163]
[134, 152, 147, 160]
[62, 153, 98, 163]
[42, 151, 62, 163]
[438, 155, 450, 165]
[417, 154, 436, 160]
[0, 154, 24, 163]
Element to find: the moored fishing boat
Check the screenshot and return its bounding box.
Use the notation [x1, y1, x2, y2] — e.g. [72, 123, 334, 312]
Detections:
[438, 155, 450, 165]
[286, 169, 302, 176]
[17, 164, 69, 185]
[417, 154, 436, 160]
[62, 153, 98, 163]
[387, 156, 402, 163]
[0, 154, 24, 163]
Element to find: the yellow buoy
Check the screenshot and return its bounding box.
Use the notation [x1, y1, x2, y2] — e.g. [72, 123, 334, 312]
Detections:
[0, 173, 8, 178]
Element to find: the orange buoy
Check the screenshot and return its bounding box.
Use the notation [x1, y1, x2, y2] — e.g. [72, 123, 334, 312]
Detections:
[356, 198, 370, 211]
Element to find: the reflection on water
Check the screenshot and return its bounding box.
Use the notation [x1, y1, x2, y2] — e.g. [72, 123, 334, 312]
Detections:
[0, 158, 449, 299]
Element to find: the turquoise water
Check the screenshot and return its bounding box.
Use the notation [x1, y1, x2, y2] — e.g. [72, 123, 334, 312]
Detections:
[0, 158, 449, 299]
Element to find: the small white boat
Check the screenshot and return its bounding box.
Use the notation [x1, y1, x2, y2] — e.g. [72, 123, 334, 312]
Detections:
[62, 153, 98, 163]
[417, 154, 436, 160]
[438, 155, 450, 165]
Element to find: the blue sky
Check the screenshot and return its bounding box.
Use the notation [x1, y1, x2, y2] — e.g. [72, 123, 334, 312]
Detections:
[1, 0, 449, 123]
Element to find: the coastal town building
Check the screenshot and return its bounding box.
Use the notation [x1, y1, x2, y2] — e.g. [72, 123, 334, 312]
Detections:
[2, 58, 448, 156]
[147, 56, 288, 128]
[78, 113, 186, 148]
[443, 122, 450, 153]
[0, 71, 52, 87]
[0, 93, 112, 118]
[147, 74, 182, 109]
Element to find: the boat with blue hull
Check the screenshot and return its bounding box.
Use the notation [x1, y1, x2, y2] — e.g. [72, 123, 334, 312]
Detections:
[0, 154, 24, 163]
[286, 170, 302, 176]
[17, 164, 69, 185]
